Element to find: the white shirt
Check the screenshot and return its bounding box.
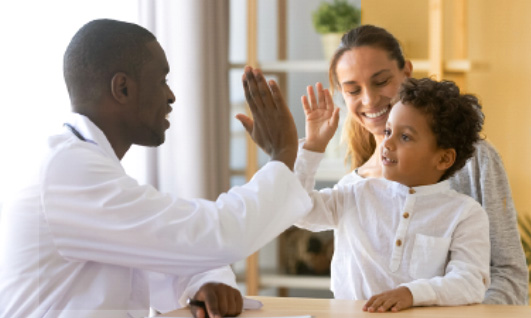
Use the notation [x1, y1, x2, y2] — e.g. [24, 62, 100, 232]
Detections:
[0, 113, 312, 318]
[295, 147, 490, 306]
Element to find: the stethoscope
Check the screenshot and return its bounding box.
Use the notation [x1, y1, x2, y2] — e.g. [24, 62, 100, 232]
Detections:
[64, 123, 96, 144]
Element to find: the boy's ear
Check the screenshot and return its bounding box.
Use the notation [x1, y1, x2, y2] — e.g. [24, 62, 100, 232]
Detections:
[111, 72, 130, 104]
[436, 148, 456, 171]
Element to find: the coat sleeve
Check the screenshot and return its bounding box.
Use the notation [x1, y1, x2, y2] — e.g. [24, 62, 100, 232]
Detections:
[148, 266, 237, 313]
[449, 140, 529, 305]
[42, 143, 312, 277]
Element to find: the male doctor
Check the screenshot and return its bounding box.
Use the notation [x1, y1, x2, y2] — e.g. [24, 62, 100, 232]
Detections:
[0, 19, 311, 318]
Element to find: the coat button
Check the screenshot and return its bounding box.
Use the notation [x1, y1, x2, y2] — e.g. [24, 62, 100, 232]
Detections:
[409, 188, 416, 194]
[403, 212, 410, 219]
[396, 239, 402, 247]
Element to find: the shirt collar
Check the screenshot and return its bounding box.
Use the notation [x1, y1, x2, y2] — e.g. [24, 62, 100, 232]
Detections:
[64, 113, 121, 164]
[388, 179, 451, 197]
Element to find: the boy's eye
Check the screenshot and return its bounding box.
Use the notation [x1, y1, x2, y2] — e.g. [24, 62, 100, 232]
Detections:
[401, 134, 410, 141]
[383, 128, 391, 137]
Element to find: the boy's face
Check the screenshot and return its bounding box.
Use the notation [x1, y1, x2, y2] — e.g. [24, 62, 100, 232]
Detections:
[380, 101, 454, 187]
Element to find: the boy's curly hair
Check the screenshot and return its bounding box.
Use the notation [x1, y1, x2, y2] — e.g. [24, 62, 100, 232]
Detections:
[399, 78, 484, 181]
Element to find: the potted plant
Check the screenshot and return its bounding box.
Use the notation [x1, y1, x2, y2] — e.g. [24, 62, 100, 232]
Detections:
[312, 0, 361, 61]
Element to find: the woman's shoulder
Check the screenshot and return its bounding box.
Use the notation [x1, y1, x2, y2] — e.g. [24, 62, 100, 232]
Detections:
[337, 169, 364, 186]
[474, 139, 502, 158]
[463, 139, 507, 172]
[450, 139, 510, 200]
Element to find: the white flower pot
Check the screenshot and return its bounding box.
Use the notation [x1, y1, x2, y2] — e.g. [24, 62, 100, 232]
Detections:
[320, 33, 344, 61]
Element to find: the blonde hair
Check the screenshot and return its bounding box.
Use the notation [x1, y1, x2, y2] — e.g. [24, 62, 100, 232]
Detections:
[329, 25, 406, 170]
[341, 113, 376, 170]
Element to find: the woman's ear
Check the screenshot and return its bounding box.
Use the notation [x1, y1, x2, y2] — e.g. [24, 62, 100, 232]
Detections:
[404, 60, 413, 78]
[437, 148, 456, 172]
[111, 72, 130, 103]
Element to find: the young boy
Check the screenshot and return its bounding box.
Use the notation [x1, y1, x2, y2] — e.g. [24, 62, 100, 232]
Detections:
[295, 77, 490, 312]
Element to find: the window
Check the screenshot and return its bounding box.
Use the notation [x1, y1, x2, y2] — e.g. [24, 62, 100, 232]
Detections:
[0, 0, 138, 206]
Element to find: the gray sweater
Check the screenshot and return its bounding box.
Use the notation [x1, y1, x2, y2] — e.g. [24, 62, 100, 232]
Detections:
[448, 140, 528, 305]
[337, 139, 528, 305]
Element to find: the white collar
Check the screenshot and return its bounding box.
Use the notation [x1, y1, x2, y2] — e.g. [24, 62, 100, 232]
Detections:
[64, 112, 121, 164]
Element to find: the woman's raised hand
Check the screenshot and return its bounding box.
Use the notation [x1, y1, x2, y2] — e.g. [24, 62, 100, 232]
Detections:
[301, 82, 340, 153]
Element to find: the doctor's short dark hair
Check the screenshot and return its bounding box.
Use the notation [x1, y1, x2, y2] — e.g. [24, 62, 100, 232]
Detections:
[398, 77, 485, 181]
[63, 19, 156, 105]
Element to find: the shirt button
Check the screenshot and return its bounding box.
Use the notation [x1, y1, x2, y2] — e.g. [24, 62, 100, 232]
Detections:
[409, 188, 416, 194]
[403, 212, 410, 219]
[396, 239, 402, 247]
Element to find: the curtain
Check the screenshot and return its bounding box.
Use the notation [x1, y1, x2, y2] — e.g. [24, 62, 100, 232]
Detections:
[135, 0, 231, 201]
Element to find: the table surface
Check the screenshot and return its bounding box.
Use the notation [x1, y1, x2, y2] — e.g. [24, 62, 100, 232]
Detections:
[159, 296, 531, 317]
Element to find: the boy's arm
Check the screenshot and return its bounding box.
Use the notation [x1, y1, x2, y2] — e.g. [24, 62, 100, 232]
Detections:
[292, 83, 343, 231]
[400, 202, 490, 306]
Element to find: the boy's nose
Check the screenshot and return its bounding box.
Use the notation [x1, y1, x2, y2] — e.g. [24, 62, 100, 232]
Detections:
[382, 136, 395, 151]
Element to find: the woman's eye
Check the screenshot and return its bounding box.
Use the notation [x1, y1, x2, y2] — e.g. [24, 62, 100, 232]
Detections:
[347, 89, 361, 95]
[375, 78, 390, 86]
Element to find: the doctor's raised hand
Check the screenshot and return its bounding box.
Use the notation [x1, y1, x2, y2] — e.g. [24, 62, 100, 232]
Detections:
[301, 82, 340, 153]
[236, 66, 299, 170]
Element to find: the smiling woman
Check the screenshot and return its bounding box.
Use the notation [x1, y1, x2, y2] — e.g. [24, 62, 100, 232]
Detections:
[0, 0, 138, 206]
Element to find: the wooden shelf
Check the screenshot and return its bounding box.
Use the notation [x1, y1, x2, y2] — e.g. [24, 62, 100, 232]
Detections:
[231, 59, 471, 74]
[236, 271, 331, 290]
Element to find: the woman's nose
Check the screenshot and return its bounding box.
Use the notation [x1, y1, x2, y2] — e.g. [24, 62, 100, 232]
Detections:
[361, 88, 378, 107]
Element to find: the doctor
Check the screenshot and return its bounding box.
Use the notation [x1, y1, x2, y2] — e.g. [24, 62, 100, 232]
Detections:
[0, 19, 311, 318]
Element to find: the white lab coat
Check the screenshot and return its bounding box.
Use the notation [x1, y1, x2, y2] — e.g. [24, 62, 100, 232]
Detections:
[0, 113, 311, 318]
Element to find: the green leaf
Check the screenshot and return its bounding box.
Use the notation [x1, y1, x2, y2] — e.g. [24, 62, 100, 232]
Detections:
[312, 0, 361, 34]
[517, 213, 531, 283]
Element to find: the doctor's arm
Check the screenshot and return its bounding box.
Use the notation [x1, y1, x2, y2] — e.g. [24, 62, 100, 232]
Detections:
[149, 266, 242, 318]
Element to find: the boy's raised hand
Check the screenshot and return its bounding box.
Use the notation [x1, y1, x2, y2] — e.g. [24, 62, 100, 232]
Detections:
[363, 286, 413, 313]
[301, 82, 340, 153]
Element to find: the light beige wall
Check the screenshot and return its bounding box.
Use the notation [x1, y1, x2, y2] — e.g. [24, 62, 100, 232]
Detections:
[362, 0, 531, 217]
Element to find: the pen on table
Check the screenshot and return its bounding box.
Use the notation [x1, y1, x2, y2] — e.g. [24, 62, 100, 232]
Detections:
[187, 298, 207, 311]
[187, 297, 264, 311]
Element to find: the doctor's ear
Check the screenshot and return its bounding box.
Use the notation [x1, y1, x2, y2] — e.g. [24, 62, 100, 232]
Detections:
[111, 72, 130, 103]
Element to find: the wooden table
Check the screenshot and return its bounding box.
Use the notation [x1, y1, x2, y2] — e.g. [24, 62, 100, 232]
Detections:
[159, 296, 531, 317]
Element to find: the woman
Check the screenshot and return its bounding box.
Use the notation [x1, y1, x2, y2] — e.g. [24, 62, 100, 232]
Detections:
[298, 24, 528, 305]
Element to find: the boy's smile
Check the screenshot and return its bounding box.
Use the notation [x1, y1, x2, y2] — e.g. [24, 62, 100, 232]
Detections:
[380, 101, 453, 187]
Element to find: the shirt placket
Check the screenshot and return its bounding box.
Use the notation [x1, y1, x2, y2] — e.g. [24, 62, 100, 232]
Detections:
[389, 188, 416, 272]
